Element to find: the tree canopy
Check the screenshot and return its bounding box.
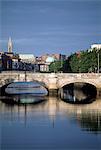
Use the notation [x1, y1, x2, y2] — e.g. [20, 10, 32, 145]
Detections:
[49, 49, 101, 73]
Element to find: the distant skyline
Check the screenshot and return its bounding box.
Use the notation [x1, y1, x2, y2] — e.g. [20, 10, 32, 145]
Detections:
[0, 0, 101, 56]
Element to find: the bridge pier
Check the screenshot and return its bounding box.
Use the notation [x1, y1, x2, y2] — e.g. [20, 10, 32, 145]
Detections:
[0, 86, 5, 96]
[97, 88, 101, 98]
[58, 88, 64, 99]
[0, 87, 1, 95]
[48, 89, 59, 96]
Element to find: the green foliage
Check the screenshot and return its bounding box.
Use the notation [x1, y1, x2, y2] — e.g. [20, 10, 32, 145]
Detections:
[62, 56, 72, 72]
[69, 53, 80, 73]
[49, 49, 101, 73]
[62, 49, 101, 73]
[49, 61, 63, 72]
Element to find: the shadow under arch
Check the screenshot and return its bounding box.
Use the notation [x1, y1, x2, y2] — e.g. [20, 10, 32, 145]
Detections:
[0, 78, 15, 96]
[58, 82, 97, 104]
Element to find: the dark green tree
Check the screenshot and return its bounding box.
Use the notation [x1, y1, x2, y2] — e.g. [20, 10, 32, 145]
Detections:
[62, 56, 72, 73]
[49, 61, 64, 72]
[62, 49, 101, 73]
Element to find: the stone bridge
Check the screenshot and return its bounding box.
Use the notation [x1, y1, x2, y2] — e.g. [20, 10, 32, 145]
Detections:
[0, 71, 101, 91]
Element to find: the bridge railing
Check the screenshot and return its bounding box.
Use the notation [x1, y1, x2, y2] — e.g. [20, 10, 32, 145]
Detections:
[57, 73, 101, 79]
[0, 71, 101, 79]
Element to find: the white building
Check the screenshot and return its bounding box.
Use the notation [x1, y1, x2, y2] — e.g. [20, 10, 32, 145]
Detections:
[12, 58, 19, 70]
[45, 56, 55, 65]
[19, 54, 35, 63]
[0, 55, 2, 71]
[38, 56, 55, 72]
[19, 54, 36, 71]
[91, 44, 101, 50]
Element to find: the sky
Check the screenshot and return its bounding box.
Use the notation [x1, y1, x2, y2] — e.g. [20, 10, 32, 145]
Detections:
[0, 0, 101, 56]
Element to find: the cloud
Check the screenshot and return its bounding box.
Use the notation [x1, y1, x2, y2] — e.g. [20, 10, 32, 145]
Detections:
[0, 30, 100, 45]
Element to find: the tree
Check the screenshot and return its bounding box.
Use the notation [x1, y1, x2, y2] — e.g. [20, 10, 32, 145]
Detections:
[62, 56, 72, 73]
[49, 61, 64, 72]
[69, 53, 81, 73]
[63, 49, 101, 73]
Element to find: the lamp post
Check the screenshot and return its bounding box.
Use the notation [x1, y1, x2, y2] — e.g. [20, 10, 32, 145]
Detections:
[60, 54, 62, 73]
[97, 51, 99, 73]
[54, 61, 55, 73]
[97, 46, 100, 73]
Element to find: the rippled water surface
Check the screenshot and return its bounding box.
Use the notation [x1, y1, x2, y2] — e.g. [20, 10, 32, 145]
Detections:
[0, 82, 101, 149]
[0, 96, 101, 150]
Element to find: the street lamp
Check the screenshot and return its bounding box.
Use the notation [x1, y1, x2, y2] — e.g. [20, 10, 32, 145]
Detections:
[60, 54, 62, 73]
[97, 46, 100, 73]
[54, 61, 55, 73]
[97, 51, 100, 73]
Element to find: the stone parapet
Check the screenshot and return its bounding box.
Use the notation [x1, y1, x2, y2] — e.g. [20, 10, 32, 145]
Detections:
[0, 72, 101, 90]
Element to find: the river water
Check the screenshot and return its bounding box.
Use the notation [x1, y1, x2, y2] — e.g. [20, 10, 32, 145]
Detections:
[0, 82, 101, 150]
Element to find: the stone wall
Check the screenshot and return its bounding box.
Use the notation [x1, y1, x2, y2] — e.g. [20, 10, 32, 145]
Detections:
[0, 72, 101, 90]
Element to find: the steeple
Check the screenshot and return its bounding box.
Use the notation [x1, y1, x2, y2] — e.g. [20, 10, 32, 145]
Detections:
[8, 37, 13, 53]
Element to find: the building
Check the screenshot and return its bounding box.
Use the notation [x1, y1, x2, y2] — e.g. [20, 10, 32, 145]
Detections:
[51, 54, 67, 61]
[19, 54, 36, 71]
[91, 44, 101, 50]
[12, 54, 20, 70]
[1, 53, 12, 70]
[45, 56, 55, 65]
[0, 38, 20, 70]
[0, 52, 3, 71]
[36, 53, 67, 72]
[3, 52, 20, 70]
[39, 56, 55, 72]
[1, 38, 38, 71]
[8, 37, 13, 53]
[19, 54, 35, 63]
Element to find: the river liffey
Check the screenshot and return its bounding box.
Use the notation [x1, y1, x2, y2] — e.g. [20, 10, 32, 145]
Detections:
[0, 82, 101, 150]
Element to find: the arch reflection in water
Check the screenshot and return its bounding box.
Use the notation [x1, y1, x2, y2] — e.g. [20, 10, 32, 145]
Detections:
[58, 98, 101, 134]
[0, 94, 47, 104]
[5, 82, 48, 95]
[3, 82, 48, 104]
[13, 94, 47, 104]
[0, 97, 101, 134]
[59, 82, 97, 104]
[77, 111, 101, 133]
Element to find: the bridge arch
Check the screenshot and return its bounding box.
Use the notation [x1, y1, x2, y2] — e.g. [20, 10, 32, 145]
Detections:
[59, 79, 98, 89]
[58, 80, 97, 104]
[0, 72, 101, 93]
[0, 78, 16, 87]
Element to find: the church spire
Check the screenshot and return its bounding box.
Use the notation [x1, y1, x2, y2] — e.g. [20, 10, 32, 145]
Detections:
[8, 37, 13, 53]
